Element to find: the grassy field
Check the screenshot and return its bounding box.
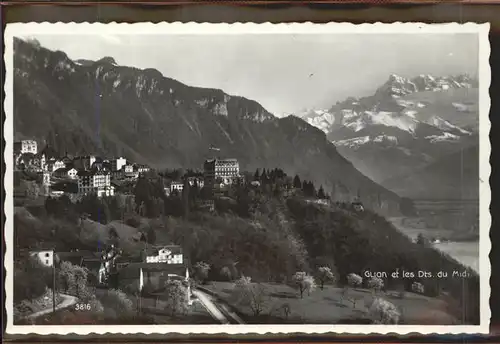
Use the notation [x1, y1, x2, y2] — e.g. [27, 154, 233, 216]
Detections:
[203, 281, 457, 325]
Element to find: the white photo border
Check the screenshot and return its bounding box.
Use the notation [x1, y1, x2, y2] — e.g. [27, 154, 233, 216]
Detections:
[3, 21, 492, 335]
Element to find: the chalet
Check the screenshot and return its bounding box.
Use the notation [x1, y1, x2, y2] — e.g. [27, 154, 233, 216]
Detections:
[111, 157, 127, 172]
[144, 245, 183, 264]
[352, 201, 365, 212]
[73, 155, 96, 171]
[61, 154, 73, 166]
[46, 159, 66, 173]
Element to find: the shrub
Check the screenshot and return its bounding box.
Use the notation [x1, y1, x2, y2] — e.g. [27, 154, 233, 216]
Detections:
[99, 289, 134, 316]
[369, 297, 401, 324]
[291, 271, 316, 298]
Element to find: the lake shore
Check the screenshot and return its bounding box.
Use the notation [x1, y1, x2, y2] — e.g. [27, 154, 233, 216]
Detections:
[389, 217, 479, 273]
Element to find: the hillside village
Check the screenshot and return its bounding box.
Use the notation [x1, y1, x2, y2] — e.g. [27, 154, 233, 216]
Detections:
[16, 138, 373, 324]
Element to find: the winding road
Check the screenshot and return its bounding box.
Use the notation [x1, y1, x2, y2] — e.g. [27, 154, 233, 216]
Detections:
[26, 293, 78, 319]
[192, 289, 244, 324]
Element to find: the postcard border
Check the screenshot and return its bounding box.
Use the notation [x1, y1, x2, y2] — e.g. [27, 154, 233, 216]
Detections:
[3, 21, 492, 335]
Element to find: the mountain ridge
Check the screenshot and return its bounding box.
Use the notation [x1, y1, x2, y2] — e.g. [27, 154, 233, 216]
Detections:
[13, 37, 406, 214]
[296, 73, 479, 187]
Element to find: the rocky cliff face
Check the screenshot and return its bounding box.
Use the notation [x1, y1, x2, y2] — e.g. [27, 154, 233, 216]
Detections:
[13, 37, 404, 213]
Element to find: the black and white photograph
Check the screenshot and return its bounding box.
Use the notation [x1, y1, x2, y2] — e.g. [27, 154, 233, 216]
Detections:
[4, 22, 491, 334]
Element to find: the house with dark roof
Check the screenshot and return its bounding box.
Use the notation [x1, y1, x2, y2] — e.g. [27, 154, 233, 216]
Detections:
[117, 262, 190, 298]
[53, 167, 78, 179]
[81, 258, 106, 286]
[56, 250, 100, 266]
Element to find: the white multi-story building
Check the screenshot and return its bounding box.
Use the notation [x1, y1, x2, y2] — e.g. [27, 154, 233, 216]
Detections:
[135, 164, 150, 173]
[77, 170, 114, 197]
[170, 181, 184, 194]
[204, 158, 240, 186]
[187, 176, 204, 189]
[30, 249, 54, 267]
[112, 157, 127, 172]
[15, 140, 38, 155]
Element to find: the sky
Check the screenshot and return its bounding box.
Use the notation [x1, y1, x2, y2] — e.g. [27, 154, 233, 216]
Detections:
[29, 33, 479, 115]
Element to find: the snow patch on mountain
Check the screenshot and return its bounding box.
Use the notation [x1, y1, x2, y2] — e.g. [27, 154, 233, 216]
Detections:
[425, 132, 460, 143]
[427, 116, 471, 135]
[333, 136, 370, 149]
[302, 109, 335, 133]
[373, 135, 398, 144]
[364, 111, 418, 134]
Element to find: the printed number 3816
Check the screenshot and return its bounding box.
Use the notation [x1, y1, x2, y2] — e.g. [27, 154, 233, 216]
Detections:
[75, 303, 91, 311]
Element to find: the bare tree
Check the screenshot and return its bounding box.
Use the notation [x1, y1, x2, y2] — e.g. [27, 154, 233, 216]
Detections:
[233, 276, 268, 317]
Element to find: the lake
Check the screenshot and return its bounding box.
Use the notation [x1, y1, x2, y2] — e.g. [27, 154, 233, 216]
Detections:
[390, 217, 479, 273]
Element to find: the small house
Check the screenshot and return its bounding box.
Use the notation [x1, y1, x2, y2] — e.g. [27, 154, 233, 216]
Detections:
[30, 249, 54, 267]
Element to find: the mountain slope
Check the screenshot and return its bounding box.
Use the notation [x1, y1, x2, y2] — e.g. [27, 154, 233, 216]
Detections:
[381, 144, 479, 200]
[13, 37, 404, 214]
[299, 73, 479, 184]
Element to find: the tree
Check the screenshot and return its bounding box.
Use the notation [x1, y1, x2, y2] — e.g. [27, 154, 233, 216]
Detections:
[220, 266, 233, 281]
[317, 185, 326, 199]
[193, 261, 211, 284]
[261, 169, 268, 182]
[148, 227, 157, 245]
[293, 175, 302, 189]
[367, 276, 384, 294]
[291, 271, 316, 298]
[233, 276, 268, 316]
[317, 266, 334, 290]
[253, 169, 260, 181]
[182, 178, 190, 218]
[416, 233, 429, 246]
